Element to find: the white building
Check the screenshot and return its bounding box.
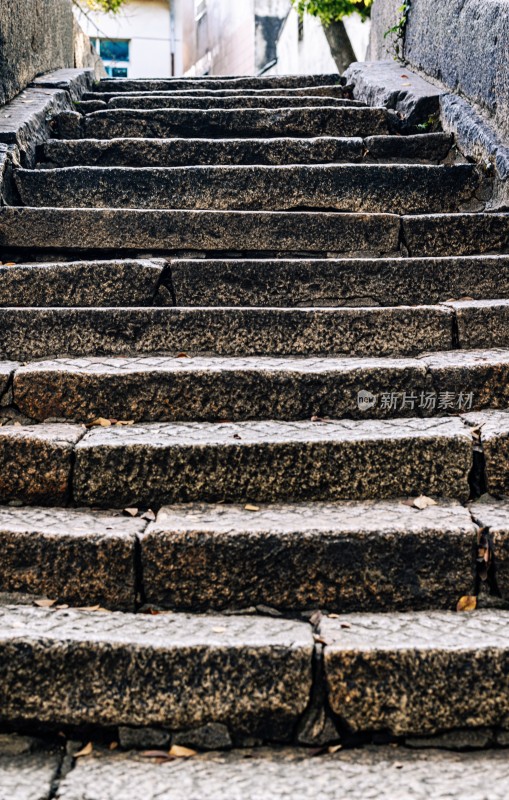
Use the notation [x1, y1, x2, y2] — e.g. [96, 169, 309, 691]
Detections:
[75, 0, 182, 79]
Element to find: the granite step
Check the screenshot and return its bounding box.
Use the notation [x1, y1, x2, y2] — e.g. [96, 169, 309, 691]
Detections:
[169, 255, 509, 306]
[0, 500, 477, 613]
[44, 746, 509, 800]
[95, 75, 345, 92]
[0, 259, 170, 307]
[70, 417, 472, 507]
[15, 164, 479, 215]
[40, 133, 453, 168]
[140, 499, 476, 613]
[83, 85, 352, 100]
[12, 349, 509, 423]
[320, 610, 509, 737]
[0, 207, 397, 256]
[0, 605, 313, 738]
[61, 106, 390, 140]
[0, 306, 454, 360]
[7, 209, 508, 257]
[79, 95, 365, 111]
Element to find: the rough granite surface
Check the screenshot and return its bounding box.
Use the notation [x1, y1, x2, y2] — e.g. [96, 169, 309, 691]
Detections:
[140, 500, 475, 612]
[321, 610, 509, 736]
[72, 418, 472, 507]
[463, 410, 509, 497]
[470, 496, 509, 600]
[0, 606, 313, 737]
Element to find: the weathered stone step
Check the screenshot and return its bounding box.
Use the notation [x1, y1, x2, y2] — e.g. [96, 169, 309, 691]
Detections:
[96, 74, 344, 92]
[85, 84, 350, 100]
[41, 133, 453, 168]
[0, 306, 453, 360]
[81, 95, 364, 111]
[71, 417, 472, 507]
[15, 165, 479, 215]
[50, 746, 509, 800]
[0, 500, 476, 613]
[141, 500, 475, 612]
[403, 213, 509, 256]
[0, 506, 143, 610]
[320, 610, 509, 737]
[463, 409, 509, 496]
[65, 106, 390, 140]
[0, 605, 313, 736]
[13, 349, 509, 423]
[0, 207, 401, 256]
[0, 259, 169, 307]
[170, 254, 509, 306]
[0, 423, 84, 505]
[469, 495, 509, 599]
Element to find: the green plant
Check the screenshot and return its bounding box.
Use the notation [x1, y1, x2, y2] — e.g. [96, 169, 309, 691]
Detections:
[291, 0, 374, 25]
[76, 0, 127, 12]
[384, 1, 411, 60]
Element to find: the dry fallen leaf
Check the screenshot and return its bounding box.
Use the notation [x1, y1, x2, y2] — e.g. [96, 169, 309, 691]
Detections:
[411, 495, 438, 510]
[116, 420, 135, 427]
[109, 742, 119, 751]
[168, 745, 197, 758]
[55, 604, 69, 610]
[141, 509, 156, 521]
[140, 750, 172, 760]
[328, 744, 342, 754]
[77, 605, 101, 612]
[328, 613, 340, 619]
[86, 417, 112, 428]
[34, 599, 56, 608]
[457, 595, 477, 612]
[244, 504, 260, 512]
[75, 742, 93, 758]
[123, 508, 139, 517]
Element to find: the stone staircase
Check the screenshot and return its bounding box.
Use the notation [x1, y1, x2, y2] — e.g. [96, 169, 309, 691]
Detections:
[2, 71, 509, 781]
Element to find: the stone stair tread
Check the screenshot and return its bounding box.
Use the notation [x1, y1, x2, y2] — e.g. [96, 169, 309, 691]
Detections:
[320, 610, 509, 736]
[11, 349, 509, 423]
[71, 106, 390, 140]
[403, 213, 509, 256]
[98, 95, 365, 110]
[84, 85, 352, 99]
[41, 133, 453, 168]
[0, 259, 168, 307]
[140, 498, 474, 612]
[49, 746, 509, 800]
[169, 254, 509, 306]
[0, 506, 144, 611]
[0, 207, 402, 255]
[15, 164, 479, 215]
[0, 604, 313, 730]
[0, 305, 454, 360]
[70, 416, 472, 507]
[0, 499, 475, 613]
[96, 75, 344, 91]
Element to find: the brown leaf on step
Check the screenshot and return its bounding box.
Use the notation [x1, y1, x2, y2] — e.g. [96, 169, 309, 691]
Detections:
[140, 750, 172, 760]
[309, 610, 323, 626]
[457, 595, 477, 612]
[55, 604, 69, 610]
[400, 74, 409, 78]
[168, 745, 197, 758]
[328, 613, 340, 619]
[328, 744, 342, 754]
[233, 434, 242, 440]
[340, 622, 352, 629]
[116, 420, 134, 427]
[75, 742, 93, 758]
[86, 417, 112, 428]
[411, 495, 437, 510]
[4, 262, 16, 267]
[77, 605, 101, 612]
[123, 508, 139, 517]
[244, 504, 260, 512]
[141, 509, 156, 521]
[176, 353, 190, 358]
[109, 742, 119, 751]
[311, 415, 332, 423]
[313, 634, 330, 646]
[34, 598, 56, 608]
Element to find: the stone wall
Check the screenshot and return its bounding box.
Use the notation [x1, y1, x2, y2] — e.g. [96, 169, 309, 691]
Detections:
[0, 0, 77, 106]
[368, 0, 509, 142]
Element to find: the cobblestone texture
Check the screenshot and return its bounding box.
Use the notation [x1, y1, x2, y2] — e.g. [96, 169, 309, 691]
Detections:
[321, 610, 509, 735]
[141, 499, 475, 612]
[73, 417, 472, 507]
[0, 606, 313, 736]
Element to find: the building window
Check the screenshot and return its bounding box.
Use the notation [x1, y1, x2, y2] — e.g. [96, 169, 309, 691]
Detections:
[91, 38, 130, 78]
[195, 0, 207, 20]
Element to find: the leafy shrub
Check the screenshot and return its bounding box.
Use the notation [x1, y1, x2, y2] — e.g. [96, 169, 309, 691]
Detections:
[291, 0, 374, 25]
